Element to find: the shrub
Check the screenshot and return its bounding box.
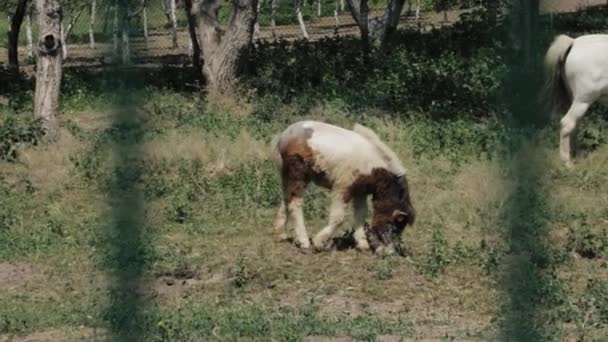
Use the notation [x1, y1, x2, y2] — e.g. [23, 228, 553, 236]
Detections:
[0, 115, 45, 162]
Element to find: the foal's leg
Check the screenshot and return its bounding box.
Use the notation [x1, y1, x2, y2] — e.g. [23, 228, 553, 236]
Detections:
[288, 195, 310, 249]
[352, 195, 370, 251]
[312, 191, 346, 250]
[560, 101, 590, 166]
[282, 159, 311, 249]
[271, 201, 288, 241]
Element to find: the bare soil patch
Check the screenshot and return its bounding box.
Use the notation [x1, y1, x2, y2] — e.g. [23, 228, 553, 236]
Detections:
[0, 262, 39, 291]
[0, 327, 108, 342]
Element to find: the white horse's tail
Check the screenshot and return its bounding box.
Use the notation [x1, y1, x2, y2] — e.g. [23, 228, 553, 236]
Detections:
[353, 123, 406, 176]
[541, 34, 575, 118]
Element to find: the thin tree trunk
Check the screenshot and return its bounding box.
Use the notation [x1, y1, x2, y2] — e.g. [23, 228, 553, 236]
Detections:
[8, 0, 29, 71]
[26, 13, 33, 59]
[113, 2, 118, 55]
[183, 0, 201, 81]
[415, 0, 420, 27]
[271, 0, 277, 38]
[142, 4, 148, 44]
[121, 24, 130, 63]
[34, 0, 63, 136]
[295, 0, 309, 39]
[89, 0, 96, 48]
[340, 0, 345, 12]
[317, 0, 321, 17]
[346, 0, 369, 52]
[170, 0, 178, 48]
[161, 0, 172, 25]
[64, 5, 86, 57]
[60, 24, 67, 58]
[253, 0, 261, 39]
[334, 0, 339, 27]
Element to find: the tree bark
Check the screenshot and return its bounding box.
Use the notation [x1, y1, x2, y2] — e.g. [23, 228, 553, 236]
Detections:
[89, 0, 96, 48]
[34, 0, 63, 136]
[295, 0, 309, 39]
[192, 0, 258, 92]
[8, 0, 29, 71]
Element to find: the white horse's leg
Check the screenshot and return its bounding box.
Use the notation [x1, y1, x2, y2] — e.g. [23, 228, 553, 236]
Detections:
[288, 197, 310, 249]
[560, 101, 590, 166]
[352, 195, 370, 251]
[272, 201, 289, 241]
[312, 191, 346, 250]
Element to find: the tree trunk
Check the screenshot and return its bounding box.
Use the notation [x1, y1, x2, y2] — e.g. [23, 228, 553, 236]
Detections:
[113, 2, 118, 55]
[26, 13, 34, 59]
[63, 5, 86, 59]
[121, 23, 130, 63]
[60, 24, 67, 58]
[340, 0, 345, 12]
[142, 2, 148, 44]
[415, 0, 420, 27]
[334, 0, 339, 29]
[8, 0, 29, 71]
[192, 0, 258, 92]
[170, 0, 178, 48]
[89, 0, 96, 48]
[347, 0, 405, 50]
[295, 0, 309, 39]
[253, 0, 261, 40]
[345, 0, 369, 51]
[184, 0, 202, 80]
[271, 0, 277, 38]
[34, 0, 63, 136]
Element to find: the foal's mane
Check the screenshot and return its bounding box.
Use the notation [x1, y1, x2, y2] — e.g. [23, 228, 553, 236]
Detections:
[352, 123, 407, 176]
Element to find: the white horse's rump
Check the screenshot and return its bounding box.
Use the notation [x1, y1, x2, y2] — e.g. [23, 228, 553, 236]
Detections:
[271, 120, 415, 256]
[542, 34, 608, 166]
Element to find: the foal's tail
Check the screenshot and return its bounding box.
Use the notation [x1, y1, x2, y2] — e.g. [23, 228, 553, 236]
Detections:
[541, 34, 575, 118]
[270, 133, 283, 170]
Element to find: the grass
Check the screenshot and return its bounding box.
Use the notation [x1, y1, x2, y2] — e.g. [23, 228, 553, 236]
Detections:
[2, 71, 608, 340]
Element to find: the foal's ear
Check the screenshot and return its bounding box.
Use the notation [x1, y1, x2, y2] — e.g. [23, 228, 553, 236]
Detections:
[392, 210, 410, 226]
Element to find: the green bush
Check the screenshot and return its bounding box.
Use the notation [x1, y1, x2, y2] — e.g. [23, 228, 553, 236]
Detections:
[0, 115, 44, 162]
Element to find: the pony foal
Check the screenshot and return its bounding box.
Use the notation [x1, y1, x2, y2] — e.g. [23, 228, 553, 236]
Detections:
[271, 120, 416, 255]
[543, 34, 608, 166]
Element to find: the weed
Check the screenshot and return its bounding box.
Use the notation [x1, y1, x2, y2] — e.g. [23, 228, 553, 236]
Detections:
[232, 255, 250, 288]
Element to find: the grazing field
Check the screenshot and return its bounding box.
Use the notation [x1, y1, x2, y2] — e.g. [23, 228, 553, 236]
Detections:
[1, 68, 608, 340]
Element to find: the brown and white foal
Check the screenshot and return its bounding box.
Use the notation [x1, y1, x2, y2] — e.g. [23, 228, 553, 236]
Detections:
[271, 120, 415, 255]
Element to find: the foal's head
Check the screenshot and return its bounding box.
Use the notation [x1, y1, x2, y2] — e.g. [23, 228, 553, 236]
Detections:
[365, 170, 416, 256]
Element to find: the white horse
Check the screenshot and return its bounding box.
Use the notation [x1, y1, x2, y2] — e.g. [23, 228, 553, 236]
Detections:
[271, 120, 416, 256]
[542, 34, 608, 166]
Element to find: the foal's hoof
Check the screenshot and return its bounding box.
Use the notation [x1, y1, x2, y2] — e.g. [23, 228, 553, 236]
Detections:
[565, 160, 575, 169]
[312, 242, 332, 253]
[274, 233, 289, 242]
[298, 246, 313, 255]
